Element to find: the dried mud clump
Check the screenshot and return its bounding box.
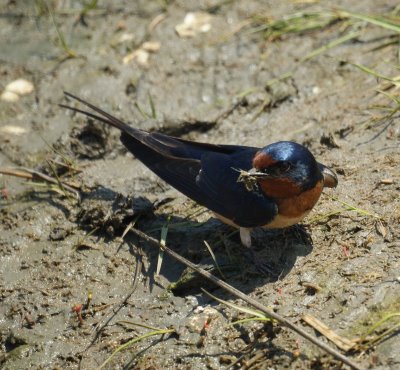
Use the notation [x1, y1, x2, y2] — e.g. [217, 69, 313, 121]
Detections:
[75, 192, 153, 236]
[69, 122, 109, 159]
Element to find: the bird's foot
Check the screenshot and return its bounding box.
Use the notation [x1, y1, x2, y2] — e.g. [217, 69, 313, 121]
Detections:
[239, 228, 278, 276]
[247, 249, 278, 276]
[286, 224, 312, 245]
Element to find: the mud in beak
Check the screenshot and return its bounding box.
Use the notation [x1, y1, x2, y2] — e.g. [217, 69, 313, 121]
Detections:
[319, 164, 338, 188]
[236, 168, 268, 192]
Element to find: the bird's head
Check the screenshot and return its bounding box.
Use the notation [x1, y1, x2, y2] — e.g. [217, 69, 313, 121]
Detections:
[247, 141, 337, 198]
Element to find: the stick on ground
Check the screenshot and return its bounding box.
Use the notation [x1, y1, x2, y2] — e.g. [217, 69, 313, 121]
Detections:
[128, 227, 363, 370]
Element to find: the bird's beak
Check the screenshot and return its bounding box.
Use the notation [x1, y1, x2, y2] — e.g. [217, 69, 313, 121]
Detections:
[248, 168, 269, 178]
[319, 164, 338, 188]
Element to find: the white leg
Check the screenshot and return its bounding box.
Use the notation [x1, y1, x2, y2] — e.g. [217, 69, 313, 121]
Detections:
[239, 227, 252, 248]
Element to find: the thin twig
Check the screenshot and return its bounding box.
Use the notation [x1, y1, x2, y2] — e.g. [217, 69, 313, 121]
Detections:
[0, 167, 81, 200]
[128, 227, 362, 370]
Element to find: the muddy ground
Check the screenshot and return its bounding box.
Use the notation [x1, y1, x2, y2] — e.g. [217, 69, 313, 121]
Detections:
[0, 1, 399, 369]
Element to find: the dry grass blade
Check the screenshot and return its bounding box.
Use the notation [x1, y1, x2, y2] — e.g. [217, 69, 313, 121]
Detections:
[302, 313, 356, 351]
[46, 159, 70, 199]
[73, 227, 99, 251]
[121, 216, 140, 239]
[375, 219, 387, 238]
[47, 158, 81, 174]
[40, 134, 81, 174]
[0, 167, 81, 200]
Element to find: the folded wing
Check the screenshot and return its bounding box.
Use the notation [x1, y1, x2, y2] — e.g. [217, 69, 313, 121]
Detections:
[61, 92, 277, 227]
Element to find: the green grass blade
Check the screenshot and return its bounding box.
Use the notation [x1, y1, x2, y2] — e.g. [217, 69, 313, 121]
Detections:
[80, 0, 98, 16]
[376, 89, 400, 105]
[148, 93, 157, 119]
[202, 288, 267, 319]
[330, 196, 381, 219]
[349, 62, 399, 82]
[339, 11, 400, 33]
[48, 4, 77, 58]
[134, 101, 149, 119]
[227, 316, 272, 328]
[98, 328, 174, 369]
[156, 222, 169, 276]
[300, 31, 360, 63]
[204, 240, 226, 279]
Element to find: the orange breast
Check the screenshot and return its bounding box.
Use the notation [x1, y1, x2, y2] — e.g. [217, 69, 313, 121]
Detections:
[261, 179, 324, 229]
[277, 180, 324, 218]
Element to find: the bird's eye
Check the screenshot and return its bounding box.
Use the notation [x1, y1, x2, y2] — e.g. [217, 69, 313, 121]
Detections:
[258, 162, 291, 176]
[278, 161, 291, 173]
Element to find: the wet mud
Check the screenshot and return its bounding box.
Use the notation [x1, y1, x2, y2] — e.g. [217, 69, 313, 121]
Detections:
[0, 1, 399, 369]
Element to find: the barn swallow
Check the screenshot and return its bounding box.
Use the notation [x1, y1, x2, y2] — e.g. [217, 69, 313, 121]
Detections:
[61, 92, 338, 270]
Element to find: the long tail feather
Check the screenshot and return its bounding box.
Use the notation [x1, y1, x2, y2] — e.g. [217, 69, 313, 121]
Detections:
[61, 92, 136, 134]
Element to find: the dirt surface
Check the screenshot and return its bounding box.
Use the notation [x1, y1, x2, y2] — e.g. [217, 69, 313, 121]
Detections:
[0, 1, 399, 369]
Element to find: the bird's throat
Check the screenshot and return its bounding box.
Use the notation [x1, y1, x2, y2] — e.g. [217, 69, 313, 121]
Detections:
[258, 177, 303, 198]
[276, 179, 324, 218]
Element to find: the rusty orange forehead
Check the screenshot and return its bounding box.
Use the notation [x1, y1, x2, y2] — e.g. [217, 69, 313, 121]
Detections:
[252, 151, 277, 169]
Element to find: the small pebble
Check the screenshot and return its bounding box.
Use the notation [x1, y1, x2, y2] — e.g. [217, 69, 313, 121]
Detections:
[5, 78, 34, 95]
[1, 90, 19, 102]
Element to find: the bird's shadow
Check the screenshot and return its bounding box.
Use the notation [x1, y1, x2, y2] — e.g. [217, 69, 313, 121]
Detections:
[73, 186, 314, 295]
[4, 185, 313, 294]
